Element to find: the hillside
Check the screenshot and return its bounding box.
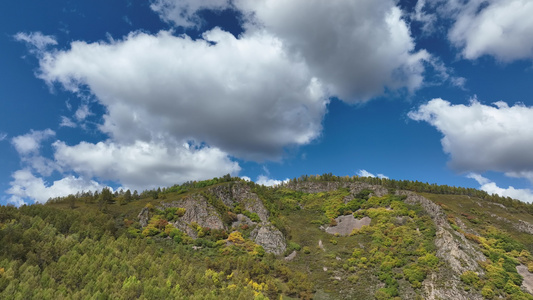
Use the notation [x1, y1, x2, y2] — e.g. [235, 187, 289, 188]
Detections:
[2, 175, 533, 299]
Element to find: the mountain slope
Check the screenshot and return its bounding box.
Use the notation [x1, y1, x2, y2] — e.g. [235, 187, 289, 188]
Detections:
[2, 175, 533, 299]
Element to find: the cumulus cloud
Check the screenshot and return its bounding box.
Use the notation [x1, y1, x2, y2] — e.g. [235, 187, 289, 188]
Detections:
[37, 28, 327, 160]
[418, 0, 533, 62]
[235, 0, 430, 102]
[357, 169, 389, 179]
[11, 129, 58, 177]
[409, 98, 533, 180]
[7, 169, 104, 205]
[10, 1, 451, 202]
[449, 0, 533, 61]
[255, 175, 289, 187]
[467, 173, 533, 203]
[53, 140, 240, 190]
[11, 129, 55, 156]
[150, 0, 231, 27]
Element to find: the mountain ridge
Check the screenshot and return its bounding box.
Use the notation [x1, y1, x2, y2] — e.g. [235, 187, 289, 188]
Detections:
[2, 174, 533, 299]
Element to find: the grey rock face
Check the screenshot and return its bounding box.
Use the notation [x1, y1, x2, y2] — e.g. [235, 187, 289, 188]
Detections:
[250, 225, 286, 255]
[138, 207, 150, 228]
[400, 191, 485, 300]
[231, 184, 270, 223]
[210, 183, 270, 223]
[231, 214, 255, 229]
[515, 219, 533, 235]
[325, 215, 371, 236]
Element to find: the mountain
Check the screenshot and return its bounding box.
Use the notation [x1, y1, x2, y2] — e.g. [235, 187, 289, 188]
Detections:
[2, 174, 533, 299]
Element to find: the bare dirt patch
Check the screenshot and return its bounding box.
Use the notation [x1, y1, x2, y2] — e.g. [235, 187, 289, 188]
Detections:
[325, 215, 371, 236]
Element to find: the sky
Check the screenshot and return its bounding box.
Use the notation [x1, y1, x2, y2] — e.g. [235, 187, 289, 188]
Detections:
[1, 0, 533, 206]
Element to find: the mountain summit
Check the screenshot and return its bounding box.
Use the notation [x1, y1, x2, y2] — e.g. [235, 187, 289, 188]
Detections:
[2, 174, 533, 299]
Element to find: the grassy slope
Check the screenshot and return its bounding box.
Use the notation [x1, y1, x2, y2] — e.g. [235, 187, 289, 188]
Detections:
[420, 193, 533, 252]
[28, 181, 533, 299]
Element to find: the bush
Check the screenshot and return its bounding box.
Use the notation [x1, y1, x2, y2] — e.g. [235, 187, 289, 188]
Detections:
[482, 285, 495, 299]
[303, 246, 311, 254]
[460, 271, 480, 286]
[503, 281, 521, 295]
[288, 241, 301, 252]
[243, 210, 261, 223]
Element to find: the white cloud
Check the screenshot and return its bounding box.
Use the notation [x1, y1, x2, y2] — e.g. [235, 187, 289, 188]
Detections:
[11, 129, 58, 177]
[357, 169, 388, 179]
[7, 169, 104, 205]
[255, 175, 289, 187]
[37, 28, 327, 161]
[235, 0, 430, 102]
[74, 103, 91, 121]
[420, 0, 533, 62]
[14, 32, 57, 52]
[409, 98, 533, 180]
[411, 0, 438, 34]
[53, 140, 240, 190]
[150, 0, 231, 28]
[60, 116, 77, 128]
[11, 129, 55, 155]
[467, 173, 533, 203]
[449, 0, 533, 61]
[240, 176, 251, 182]
[0, 132, 7, 141]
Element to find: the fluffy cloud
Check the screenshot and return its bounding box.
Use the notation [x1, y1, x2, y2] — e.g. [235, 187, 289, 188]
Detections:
[38, 29, 326, 161]
[449, 0, 533, 61]
[11, 129, 55, 155]
[10, 1, 446, 202]
[357, 169, 388, 179]
[468, 173, 533, 203]
[150, 0, 230, 28]
[53, 140, 240, 190]
[7, 169, 104, 205]
[10, 129, 57, 177]
[235, 0, 430, 101]
[409, 98, 533, 178]
[417, 0, 533, 62]
[255, 175, 289, 187]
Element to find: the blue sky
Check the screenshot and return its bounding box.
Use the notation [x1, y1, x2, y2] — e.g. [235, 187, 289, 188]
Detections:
[2, 0, 533, 205]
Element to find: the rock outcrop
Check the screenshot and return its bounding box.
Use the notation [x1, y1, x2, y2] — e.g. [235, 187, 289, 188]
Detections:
[325, 215, 371, 236]
[401, 191, 486, 300]
[284, 181, 388, 198]
[516, 219, 533, 235]
[139, 182, 286, 254]
[250, 224, 286, 255]
[138, 207, 150, 228]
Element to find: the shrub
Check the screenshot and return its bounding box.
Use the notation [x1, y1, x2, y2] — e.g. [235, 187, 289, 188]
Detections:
[227, 231, 245, 244]
[460, 271, 480, 286]
[503, 281, 521, 295]
[303, 246, 311, 254]
[481, 285, 495, 299]
[243, 210, 261, 223]
[288, 241, 301, 252]
[176, 207, 186, 217]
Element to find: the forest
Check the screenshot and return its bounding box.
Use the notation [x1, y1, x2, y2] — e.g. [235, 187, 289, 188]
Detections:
[2, 174, 533, 299]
